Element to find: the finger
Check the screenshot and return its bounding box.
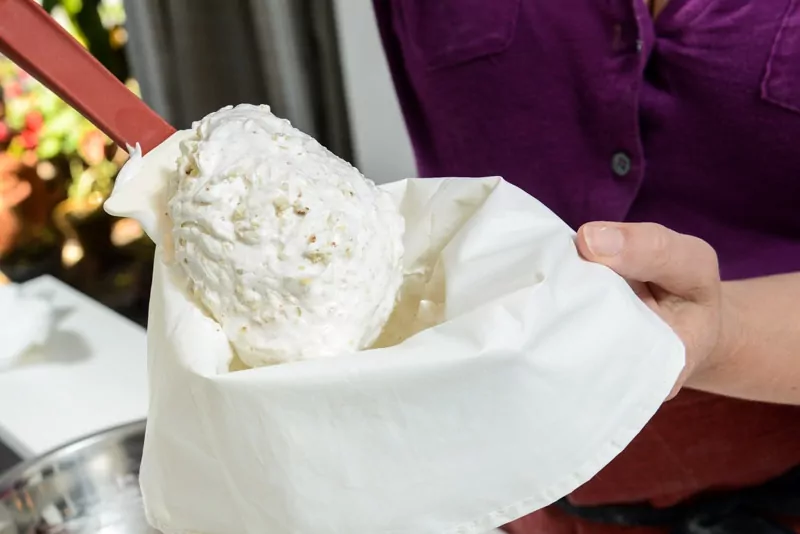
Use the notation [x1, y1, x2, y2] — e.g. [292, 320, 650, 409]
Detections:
[575, 222, 719, 301]
[628, 279, 657, 310]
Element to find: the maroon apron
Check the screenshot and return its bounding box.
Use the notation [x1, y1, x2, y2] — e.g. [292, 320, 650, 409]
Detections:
[502, 391, 800, 533]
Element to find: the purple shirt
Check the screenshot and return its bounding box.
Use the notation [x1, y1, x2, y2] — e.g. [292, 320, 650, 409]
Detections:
[373, 0, 800, 282]
[373, 0, 800, 517]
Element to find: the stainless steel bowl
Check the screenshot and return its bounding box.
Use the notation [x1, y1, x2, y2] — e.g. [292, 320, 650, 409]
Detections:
[0, 420, 158, 533]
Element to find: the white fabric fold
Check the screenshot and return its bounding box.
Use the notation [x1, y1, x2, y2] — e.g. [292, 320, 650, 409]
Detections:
[133, 176, 684, 534]
[0, 283, 53, 370]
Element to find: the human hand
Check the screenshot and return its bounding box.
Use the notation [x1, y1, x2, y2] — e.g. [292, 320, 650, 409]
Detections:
[575, 222, 735, 399]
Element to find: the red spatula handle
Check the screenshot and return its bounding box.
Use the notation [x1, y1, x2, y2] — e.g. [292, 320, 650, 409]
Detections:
[0, 0, 175, 153]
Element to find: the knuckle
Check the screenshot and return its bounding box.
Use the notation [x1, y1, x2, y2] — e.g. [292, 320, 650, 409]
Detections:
[644, 223, 672, 268]
[683, 236, 721, 298]
[696, 239, 721, 292]
[690, 236, 719, 274]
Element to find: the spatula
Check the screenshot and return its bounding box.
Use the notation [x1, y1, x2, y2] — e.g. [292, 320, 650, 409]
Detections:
[0, 0, 175, 154]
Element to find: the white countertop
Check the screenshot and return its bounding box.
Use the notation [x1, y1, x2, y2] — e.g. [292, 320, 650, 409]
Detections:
[0, 275, 148, 458]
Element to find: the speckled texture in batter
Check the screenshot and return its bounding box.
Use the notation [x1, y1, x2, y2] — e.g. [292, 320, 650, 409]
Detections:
[167, 104, 404, 367]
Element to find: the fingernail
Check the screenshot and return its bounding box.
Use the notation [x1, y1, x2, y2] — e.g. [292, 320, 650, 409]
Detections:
[584, 225, 624, 257]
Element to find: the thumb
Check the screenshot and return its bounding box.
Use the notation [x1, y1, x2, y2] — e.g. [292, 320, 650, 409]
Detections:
[575, 222, 719, 301]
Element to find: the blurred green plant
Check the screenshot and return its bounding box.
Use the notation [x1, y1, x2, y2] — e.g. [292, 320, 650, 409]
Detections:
[41, 0, 129, 82]
[1, 63, 135, 202]
[0, 0, 134, 202]
[0, 0, 149, 321]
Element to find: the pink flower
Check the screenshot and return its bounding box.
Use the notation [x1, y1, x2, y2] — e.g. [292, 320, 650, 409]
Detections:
[19, 129, 38, 149]
[24, 111, 43, 132]
[79, 129, 107, 165]
[4, 81, 22, 99]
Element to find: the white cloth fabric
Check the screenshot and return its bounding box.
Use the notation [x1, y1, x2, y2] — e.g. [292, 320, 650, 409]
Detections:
[0, 282, 53, 370]
[132, 176, 684, 534]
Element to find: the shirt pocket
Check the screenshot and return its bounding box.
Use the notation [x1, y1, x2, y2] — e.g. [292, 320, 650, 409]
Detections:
[394, 0, 522, 71]
[761, 0, 800, 113]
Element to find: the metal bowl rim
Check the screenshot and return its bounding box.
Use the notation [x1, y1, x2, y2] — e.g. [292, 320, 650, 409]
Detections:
[0, 418, 146, 491]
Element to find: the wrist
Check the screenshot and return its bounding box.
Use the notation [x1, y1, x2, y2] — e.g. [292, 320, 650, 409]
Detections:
[718, 282, 747, 362]
[686, 282, 747, 391]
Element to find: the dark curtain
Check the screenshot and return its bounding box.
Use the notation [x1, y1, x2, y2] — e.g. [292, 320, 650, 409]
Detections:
[122, 0, 352, 160]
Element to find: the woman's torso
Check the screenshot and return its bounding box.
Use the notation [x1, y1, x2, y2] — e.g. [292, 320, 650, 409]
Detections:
[373, 0, 800, 530]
